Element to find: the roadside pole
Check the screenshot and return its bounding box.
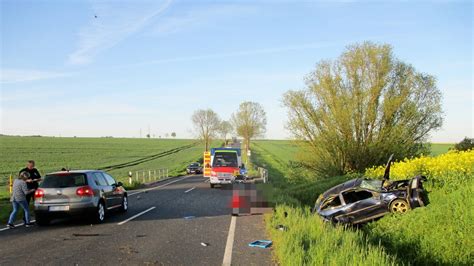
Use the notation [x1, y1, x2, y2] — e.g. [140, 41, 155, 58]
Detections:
[9, 173, 12, 194]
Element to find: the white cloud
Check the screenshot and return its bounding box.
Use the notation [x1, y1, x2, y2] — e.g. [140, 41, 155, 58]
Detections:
[68, 0, 173, 65]
[150, 5, 256, 35]
[0, 69, 71, 83]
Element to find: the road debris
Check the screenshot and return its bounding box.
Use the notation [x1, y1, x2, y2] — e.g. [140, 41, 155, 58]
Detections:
[119, 246, 139, 254]
[184, 216, 195, 219]
[201, 242, 210, 247]
[276, 224, 288, 231]
[136, 234, 147, 238]
[249, 240, 272, 248]
[136, 195, 141, 200]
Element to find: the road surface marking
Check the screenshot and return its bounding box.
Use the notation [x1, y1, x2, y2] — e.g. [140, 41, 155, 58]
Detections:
[128, 176, 191, 196]
[184, 187, 195, 193]
[0, 219, 36, 232]
[222, 216, 237, 266]
[117, 207, 156, 225]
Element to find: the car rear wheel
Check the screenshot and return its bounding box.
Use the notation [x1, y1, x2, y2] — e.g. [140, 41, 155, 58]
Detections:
[390, 199, 410, 214]
[94, 201, 106, 223]
[210, 184, 215, 188]
[120, 196, 128, 212]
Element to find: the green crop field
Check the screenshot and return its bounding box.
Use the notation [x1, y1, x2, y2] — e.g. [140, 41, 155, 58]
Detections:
[252, 140, 472, 265]
[0, 136, 213, 196]
[0, 136, 217, 223]
[430, 143, 454, 156]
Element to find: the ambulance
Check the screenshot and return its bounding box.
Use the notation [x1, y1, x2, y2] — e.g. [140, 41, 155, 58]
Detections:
[203, 148, 245, 188]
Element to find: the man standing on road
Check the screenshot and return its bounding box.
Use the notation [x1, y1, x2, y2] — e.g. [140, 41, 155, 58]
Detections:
[19, 160, 42, 205]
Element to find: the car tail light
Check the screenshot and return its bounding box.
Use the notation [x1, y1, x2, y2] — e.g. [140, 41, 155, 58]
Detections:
[76, 186, 94, 197]
[34, 189, 45, 199]
[211, 171, 217, 177]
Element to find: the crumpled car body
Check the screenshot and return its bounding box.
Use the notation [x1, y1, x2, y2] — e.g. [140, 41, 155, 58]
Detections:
[313, 176, 428, 225]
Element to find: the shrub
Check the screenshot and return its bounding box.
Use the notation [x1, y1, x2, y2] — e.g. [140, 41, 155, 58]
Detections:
[454, 137, 474, 151]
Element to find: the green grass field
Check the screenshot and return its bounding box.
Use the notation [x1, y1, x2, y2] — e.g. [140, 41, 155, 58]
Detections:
[429, 143, 454, 156]
[0, 136, 217, 223]
[252, 140, 473, 265]
[0, 136, 205, 180]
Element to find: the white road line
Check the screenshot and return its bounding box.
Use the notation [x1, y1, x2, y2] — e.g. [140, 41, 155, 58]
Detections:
[222, 216, 237, 266]
[184, 187, 195, 193]
[117, 207, 156, 225]
[0, 219, 36, 232]
[128, 176, 191, 196]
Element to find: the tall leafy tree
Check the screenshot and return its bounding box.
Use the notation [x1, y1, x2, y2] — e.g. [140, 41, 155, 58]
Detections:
[231, 101, 267, 154]
[284, 42, 443, 176]
[191, 109, 221, 151]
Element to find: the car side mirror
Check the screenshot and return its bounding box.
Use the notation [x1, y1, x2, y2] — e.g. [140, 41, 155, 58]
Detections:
[116, 182, 123, 187]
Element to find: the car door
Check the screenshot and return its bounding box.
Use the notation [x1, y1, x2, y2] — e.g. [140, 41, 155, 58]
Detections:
[340, 190, 386, 223]
[92, 172, 115, 208]
[318, 195, 344, 221]
[102, 172, 122, 207]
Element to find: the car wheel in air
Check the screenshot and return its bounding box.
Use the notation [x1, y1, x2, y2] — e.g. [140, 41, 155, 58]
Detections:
[35, 214, 50, 226]
[389, 199, 410, 214]
[120, 196, 128, 212]
[94, 201, 106, 223]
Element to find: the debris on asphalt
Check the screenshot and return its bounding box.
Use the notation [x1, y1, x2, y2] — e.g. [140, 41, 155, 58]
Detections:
[184, 216, 196, 219]
[119, 246, 139, 254]
[201, 242, 210, 247]
[137, 195, 141, 200]
[136, 234, 147, 238]
[73, 233, 100, 237]
[249, 240, 273, 248]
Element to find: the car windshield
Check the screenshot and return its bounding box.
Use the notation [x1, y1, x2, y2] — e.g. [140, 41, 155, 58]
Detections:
[212, 152, 238, 167]
[360, 179, 383, 191]
[41, 173, 87, 188]
[190, 163, 199, 167]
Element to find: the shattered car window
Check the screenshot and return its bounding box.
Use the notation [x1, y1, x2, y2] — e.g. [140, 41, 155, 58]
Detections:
[342, 190, 373, 204]
[321, 196, 342, 210]
[360, 179, 383, 192]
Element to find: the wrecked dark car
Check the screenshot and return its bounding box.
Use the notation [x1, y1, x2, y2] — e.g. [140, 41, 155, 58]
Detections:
[313, 155, 428, 225]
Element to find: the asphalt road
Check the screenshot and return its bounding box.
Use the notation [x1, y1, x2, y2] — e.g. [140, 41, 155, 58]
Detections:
[0, 175, 273, 265]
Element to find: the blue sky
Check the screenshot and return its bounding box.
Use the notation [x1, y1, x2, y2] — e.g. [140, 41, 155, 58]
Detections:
[1, 0, 472, 142]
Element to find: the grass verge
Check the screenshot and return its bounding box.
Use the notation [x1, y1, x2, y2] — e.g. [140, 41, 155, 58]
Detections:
[251, 140, 472, 265]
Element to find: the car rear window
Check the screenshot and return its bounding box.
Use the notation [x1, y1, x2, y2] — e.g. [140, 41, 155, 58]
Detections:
[41, 173, 87, 188]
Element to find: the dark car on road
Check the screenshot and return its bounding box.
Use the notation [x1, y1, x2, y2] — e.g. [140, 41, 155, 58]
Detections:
[186, 163, 202, 174]
[34, 170, 128, 225]
[313, 156, 428, 225]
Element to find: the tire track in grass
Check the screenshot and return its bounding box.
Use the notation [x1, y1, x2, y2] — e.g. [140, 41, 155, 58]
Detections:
[98, 142, 199, 171]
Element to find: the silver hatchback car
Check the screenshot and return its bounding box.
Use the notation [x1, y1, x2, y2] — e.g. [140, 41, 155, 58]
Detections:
[34, 170, 128, 225]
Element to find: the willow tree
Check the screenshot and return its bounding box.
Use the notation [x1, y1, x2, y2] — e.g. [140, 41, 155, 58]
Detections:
[231, 101, 267, 154]
[191, 109, 221, 151]
[283, 42, 443, 176]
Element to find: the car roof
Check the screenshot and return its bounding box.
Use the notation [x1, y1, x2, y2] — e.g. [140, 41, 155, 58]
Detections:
[322, 178, 363, 198]
[46, 170, 100, 175]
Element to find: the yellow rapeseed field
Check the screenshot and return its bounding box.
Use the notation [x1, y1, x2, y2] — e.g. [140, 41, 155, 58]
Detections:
[365, 149, 474, 186]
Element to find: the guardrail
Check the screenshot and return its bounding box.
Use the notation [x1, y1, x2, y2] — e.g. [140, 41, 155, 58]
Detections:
[131, 168, 169, 185]
[257, 167, 269, 183]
